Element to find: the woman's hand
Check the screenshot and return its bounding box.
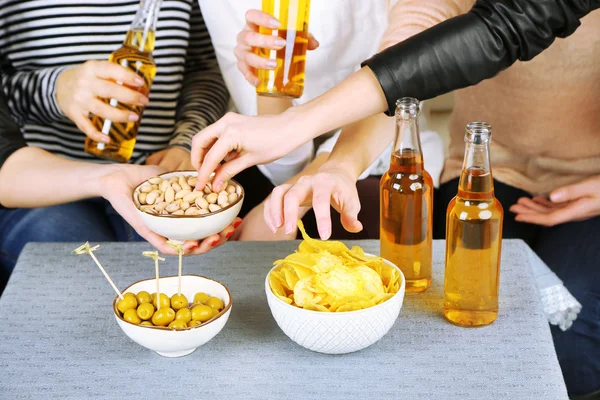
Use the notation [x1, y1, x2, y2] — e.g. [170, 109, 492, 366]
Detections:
[230, 202, 297, 242]
[235, 9, 319, 86]
[191, 110, 313, 192]
[56, 60, 149, 143]
[99, 164, 241, 255]
[510, 176, 600, 226]
[264, 164, 363, 240]
[146, 147, 194, 172]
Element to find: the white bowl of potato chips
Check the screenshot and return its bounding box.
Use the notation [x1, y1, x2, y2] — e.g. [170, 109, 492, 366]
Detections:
[265, 222, 405, 354]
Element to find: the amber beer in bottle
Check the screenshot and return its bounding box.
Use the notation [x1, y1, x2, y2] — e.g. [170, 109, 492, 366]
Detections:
[380, 98, 433, 293]
[255, 0, 311, 98]
[84, 0, 161, 163]
[444, 122, 503, 327]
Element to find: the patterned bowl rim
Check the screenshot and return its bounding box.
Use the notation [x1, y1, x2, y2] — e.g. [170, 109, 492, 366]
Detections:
[265, 253, 405, 315]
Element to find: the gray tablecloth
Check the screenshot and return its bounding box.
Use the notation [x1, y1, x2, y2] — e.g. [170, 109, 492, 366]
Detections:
[0, 240, 567, 400]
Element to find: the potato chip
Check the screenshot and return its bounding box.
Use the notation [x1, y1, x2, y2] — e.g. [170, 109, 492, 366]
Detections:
[293, 277, 315, 307]
[268, 220, 402, 312]
[268, 274, 287, 297]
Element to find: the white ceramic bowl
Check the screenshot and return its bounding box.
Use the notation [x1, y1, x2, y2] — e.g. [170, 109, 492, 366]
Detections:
[265, 256, 405, 354]
[133, 171, 244, 241]
[113, 275, 232, 358]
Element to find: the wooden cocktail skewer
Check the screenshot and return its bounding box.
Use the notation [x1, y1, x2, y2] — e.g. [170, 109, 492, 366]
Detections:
[73, 242, 124, 300]
[142, 251, 165, 309]
[166, 240, 184, 295]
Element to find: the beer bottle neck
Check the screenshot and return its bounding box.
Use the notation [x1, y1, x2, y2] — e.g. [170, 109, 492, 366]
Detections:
[126, 0, 162, 53]
[458, 122, 494, 198]
[390, 98, 424, 170]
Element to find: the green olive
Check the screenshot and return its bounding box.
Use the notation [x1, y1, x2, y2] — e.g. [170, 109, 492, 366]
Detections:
[136, 291, 152, 305]
[123, 308, 142, 324]
[175, 308, 192, 324]
[136, 302, 155, 321]
[123, 292, 136, 299]
[168, 319, 188, 330]
[140, 321, 154, 326]
[170, 293, 189, 311]
[191, 305, 213, 322]
[151, 293, 171, 310]
[151, 307, 175, 327]
[187, 320, 202, 328]
[193, 292, 209, 305]
[212, 307, 220, 318]
[206, 296, 224, 311]
[117, 295, 138, 314]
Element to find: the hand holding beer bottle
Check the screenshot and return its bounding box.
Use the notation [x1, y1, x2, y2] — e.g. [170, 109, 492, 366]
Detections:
[56, 61, 149, 145]
[235, 5, 319, 96]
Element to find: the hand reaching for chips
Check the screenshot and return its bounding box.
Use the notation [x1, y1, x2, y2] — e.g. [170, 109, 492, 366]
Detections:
[268, 221, 402, 312]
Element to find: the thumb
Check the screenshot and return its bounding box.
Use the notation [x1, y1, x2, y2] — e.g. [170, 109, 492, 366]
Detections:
[307, 33, 319, 50]
[550, 180, 590, 203]
[332, 190, 362, 234]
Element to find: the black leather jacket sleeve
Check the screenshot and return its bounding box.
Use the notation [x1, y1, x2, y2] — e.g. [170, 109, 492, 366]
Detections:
[362, 0, 600, 115]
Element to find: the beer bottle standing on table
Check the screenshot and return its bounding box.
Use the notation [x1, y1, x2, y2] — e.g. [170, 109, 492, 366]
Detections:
[85, 0, 161, 163]
[255, 0, 311, 98]
[380, 97, 433, 293]
[444, 122, 503, 327]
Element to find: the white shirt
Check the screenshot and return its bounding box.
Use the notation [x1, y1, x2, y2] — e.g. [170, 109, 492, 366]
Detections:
[199, 0, 444, 186]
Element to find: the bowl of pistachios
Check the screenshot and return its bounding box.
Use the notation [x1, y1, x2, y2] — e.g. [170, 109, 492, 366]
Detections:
[132, 171, 244, 241]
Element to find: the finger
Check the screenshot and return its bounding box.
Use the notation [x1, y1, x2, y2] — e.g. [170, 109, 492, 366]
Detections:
[89, 99, 138, 123]
[238, 29, 286, 51]
[157, 154, 180, 172]
[516, 197, 554, 214]
[72, 112, 110, 143]
[509, 204, 538, 215]
[182, 241, 201, 254]
[188, 234, 221, 255]
[145, 150, 165, 165]
[92, 61, 145, 87]
[236, 60, 260, 87]
[191, 123, 226, 188]
[311, 184, 334, 240]
[94, 80, 149, 105]
[307, 33, 320, 50]
[244, 9, 281, 30]
[332, 190, 363, 234]
[550, 181, 592, 203]
[263, 196, 276, 233]
[209, 152, 251, 193]
[532, 196, 569, 210]
[515, 200, 590, 226]
[244, 51, 278, 70]
[282, 179, 313, 235]
[267, 184, 292, 230]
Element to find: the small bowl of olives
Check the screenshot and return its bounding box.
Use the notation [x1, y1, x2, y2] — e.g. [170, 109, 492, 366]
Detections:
[132, 171, 244, 241]
[113, 274, 232, 358]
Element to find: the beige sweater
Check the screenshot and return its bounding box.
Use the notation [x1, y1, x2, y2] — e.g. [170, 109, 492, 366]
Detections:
[383, 1, 600, 196]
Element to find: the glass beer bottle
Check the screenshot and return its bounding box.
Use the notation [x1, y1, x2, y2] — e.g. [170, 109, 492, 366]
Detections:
[255, 0, 311, 98]
[84, 0, 161, 163]
[444, 122, 503, 327]
[380, 98, 433, 293]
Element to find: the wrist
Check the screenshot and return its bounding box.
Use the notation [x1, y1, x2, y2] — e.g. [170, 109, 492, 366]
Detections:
[320, 158, 363, 182]
[94, 163, 126, 199]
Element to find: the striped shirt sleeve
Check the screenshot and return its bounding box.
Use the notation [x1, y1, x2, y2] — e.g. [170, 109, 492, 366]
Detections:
[169, 1, 229, 151]
[0, 66, 66, 126]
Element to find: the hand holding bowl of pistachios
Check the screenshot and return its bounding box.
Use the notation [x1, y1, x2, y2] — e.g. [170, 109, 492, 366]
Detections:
[132, 171, 244, 241]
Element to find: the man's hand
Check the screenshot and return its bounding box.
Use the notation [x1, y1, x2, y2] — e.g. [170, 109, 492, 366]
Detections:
[510, 176, 600, 226]
[146, 147, 194, 172]
[264, 165, 363, 240]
